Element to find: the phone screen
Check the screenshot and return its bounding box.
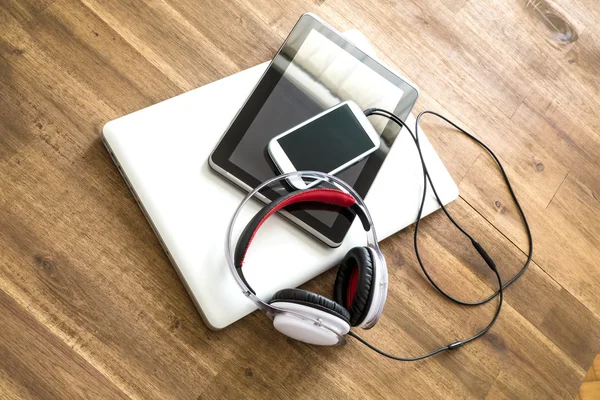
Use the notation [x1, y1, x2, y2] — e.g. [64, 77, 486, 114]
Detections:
[276, 104, 376, 173]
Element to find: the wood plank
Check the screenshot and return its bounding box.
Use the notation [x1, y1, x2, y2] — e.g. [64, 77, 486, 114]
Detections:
[28, 1, 183, 113]
[460, 155, 600, 318]
[0, 138, 224, 398]
[439, 0, 468, 14]
[580, 381, 600, 400]
[584, 363, 597, 382]
[510, 100, 600, 196]
[0, 0, 186, 139]
[79, 0, 280, 90]
[0, 288, 127, 399]
[0, 74, 38, 163]
[0, 0, 54, 23]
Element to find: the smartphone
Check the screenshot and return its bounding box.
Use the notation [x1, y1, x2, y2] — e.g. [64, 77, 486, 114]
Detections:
[267, 100, 380, 190]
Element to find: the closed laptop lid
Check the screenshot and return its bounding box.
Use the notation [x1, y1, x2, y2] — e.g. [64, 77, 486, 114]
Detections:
[102, 31, 458, 329]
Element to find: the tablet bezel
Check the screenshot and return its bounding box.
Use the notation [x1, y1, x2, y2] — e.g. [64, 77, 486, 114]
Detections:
[210, 13, 418, 246]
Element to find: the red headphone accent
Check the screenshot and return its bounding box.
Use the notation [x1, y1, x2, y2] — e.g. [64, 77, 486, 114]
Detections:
[236, 189, 356, 267]
[346, 266, 360, 308]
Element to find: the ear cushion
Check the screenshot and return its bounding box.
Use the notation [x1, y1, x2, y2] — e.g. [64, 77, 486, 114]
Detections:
[333, 247, 375, 327]
[270, 288, 350, 324]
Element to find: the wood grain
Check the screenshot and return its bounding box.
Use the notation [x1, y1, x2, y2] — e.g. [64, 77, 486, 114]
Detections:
[1, 0, 599, 398]
[580, 354, 600, 400]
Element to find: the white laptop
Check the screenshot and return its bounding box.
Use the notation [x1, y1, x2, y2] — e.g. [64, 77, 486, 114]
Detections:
[102, 31, 458, 329]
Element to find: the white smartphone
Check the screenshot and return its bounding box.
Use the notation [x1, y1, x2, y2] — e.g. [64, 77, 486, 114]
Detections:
[267, 100, 380, 190]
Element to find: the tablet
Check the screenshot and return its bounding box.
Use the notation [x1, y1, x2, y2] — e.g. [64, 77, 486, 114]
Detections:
[209, 14, 418, 247]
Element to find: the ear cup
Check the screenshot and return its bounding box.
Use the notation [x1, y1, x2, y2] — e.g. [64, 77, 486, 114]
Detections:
[270, 288, 350, 324]
[333, 247, 375, 327]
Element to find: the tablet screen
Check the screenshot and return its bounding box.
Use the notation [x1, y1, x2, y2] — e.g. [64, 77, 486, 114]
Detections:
[211, 15, 418, 245]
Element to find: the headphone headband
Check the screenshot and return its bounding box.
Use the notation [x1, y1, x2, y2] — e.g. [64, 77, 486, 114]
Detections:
[226, 171, 379, 301]
[234, 188, 371, 268]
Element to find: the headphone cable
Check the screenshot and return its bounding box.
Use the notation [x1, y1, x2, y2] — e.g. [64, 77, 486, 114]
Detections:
[348, 265, 503, 361]
[347, 108, 533, 361]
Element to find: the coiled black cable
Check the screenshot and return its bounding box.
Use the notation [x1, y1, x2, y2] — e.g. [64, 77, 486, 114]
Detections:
[346, 108, 533, 361]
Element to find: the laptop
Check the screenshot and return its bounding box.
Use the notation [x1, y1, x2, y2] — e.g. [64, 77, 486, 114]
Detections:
[102, 30, 459, 329]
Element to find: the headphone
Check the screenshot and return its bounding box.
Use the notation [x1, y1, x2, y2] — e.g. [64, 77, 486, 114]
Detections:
[226, 171, 388, 346]
[225, 109, 533, 360]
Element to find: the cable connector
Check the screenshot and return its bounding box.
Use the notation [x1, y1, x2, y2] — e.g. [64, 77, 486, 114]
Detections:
[471, 239, 498, 272]
[447, 341, 466, 350]
[363, 108, 376, 116]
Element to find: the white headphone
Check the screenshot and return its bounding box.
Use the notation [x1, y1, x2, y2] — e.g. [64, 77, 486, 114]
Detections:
[226, 171, 388, 346]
